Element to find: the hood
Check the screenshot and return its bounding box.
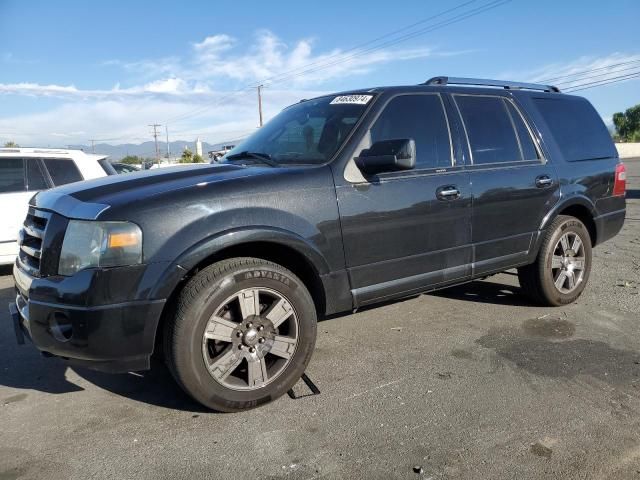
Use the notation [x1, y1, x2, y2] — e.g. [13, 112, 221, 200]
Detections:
[31, 163, 273, 219]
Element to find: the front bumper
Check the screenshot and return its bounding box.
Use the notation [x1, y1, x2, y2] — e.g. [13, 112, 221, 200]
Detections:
[10, 262, 167, 373]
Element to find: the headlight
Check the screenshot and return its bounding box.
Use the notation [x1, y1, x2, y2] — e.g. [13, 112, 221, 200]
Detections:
[58, 220, 142, 276]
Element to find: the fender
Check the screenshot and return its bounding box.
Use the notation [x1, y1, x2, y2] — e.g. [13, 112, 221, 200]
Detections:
[530, 193, 597, 259]
[148, 226, 331, 300]
[538, 193, 597, 233]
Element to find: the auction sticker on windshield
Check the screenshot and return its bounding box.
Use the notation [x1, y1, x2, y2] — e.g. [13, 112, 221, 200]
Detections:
[330, 95, 373, 105]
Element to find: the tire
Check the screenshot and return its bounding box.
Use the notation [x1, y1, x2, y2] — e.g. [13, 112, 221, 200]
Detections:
[518, 215, 592, 306]
[165, 257, 317, 412]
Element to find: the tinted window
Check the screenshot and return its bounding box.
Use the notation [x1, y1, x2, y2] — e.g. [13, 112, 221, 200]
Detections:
[0, 158, 25, 193]
[456, 95, 522, 165]
[224, 95, 369, 165]
[26, 158, 49, 190]
[505, 101, 539, 161]
[369, 94, 451, 169]
[43, 158, 83, 186]
[534, 97, 617, 161]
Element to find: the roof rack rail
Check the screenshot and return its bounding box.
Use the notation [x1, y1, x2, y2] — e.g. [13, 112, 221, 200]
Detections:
[424, 76, 560, 93]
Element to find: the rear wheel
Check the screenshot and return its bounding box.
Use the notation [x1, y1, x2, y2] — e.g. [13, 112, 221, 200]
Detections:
[165, 257, 317, 411]
[518, 215, 592, 306]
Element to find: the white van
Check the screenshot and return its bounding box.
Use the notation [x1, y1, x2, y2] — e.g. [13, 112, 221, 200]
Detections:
[0, 148, 115, 265]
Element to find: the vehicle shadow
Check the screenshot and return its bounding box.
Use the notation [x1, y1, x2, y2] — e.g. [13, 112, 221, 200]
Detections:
[431, 278, 536, 307]
[0, 264, 13, 276]
[72, 358, 210, 413]
[0, 282, 207, 411]
[626, 189, 640, 199]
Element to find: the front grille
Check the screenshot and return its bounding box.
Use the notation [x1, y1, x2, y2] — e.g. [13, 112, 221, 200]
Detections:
[17, 207, 51, 277]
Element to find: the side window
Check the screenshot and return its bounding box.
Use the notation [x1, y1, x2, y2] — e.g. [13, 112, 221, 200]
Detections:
[455, 95, 522, 165]
[369, 94, 451, 169]
[505, 101, 539, 161]
[42, 158, 83, 186]
[0, 158, 25, 193]
[26, 158, 49, 191]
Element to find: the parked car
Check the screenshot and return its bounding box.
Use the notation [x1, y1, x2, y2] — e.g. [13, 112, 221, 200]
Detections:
[208, 145, 235, 162]
[0, 148, 115, 265]
[111, 162, 141, 174]
[10, 77, 626, 411]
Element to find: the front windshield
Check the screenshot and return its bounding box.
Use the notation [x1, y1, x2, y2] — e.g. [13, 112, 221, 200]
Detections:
[223, 94, 373, 166]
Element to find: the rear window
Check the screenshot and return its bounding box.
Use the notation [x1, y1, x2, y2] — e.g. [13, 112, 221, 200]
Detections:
[43, 158, 83, 186]
[534, 97, 617, 161]
[0, 158, 25, 193]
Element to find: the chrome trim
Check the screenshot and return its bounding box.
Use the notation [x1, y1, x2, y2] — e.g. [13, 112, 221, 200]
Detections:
[425, 76, 560, 93]
[30, 190, 109, 220]
[15, 292, 29, 322]
[20, 243, 41, 259]
[22, 224, 44, 239]
[13, 262, 33, 295]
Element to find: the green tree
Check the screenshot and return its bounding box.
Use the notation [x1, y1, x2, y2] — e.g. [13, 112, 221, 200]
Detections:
[613, 104, 640, 142]
[180, 148, 194, 163]
[120, 155, 142, 165]
[192, 153, 204, 163]
[3, 140, 18, 147]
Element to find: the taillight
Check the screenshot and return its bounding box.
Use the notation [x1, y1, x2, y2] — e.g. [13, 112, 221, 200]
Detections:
[613, 163, 626, 196]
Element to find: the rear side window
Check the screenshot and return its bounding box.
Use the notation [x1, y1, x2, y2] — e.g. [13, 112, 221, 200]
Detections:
[505, 101, 539, 161]
[534, 97, 616, 161]
[0, 158, 25, 193]
[455, 95, 523, 165]
[43, 158, 83, 186]
[369, 94, 451, 169]
[26, 158, 49, 190]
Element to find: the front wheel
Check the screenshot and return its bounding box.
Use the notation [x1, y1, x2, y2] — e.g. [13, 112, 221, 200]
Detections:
[165, 257, 317, 412]
[518, 215, 592, 306]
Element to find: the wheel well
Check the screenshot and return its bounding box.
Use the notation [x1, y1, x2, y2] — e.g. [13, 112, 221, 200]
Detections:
[154, 241, 327, 355]
[558, 204, 597, 246]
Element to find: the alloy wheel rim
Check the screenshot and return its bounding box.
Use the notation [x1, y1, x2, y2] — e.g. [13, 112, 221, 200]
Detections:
[551, 231, 586, 294]
[201, 287, 299, 391]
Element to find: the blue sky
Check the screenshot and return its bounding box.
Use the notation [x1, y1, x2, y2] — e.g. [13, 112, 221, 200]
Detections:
[1, 0, 639, 147]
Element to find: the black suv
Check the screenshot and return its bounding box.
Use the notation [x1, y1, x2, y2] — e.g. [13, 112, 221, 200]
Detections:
[10, 77, 626, 411]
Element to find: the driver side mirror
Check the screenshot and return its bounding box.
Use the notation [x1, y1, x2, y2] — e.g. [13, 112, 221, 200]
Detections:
[354, 138, 416, 175]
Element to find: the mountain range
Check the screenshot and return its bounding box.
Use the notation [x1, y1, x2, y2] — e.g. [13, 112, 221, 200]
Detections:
[67, 139, 243, 160]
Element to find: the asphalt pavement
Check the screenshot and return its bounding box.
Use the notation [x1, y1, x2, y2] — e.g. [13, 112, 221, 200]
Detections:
[1, 159, 639, 480]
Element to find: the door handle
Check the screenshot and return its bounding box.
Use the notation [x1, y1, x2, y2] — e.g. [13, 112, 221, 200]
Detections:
[436, 185, 460, 200]
[535, 175, 553, 188]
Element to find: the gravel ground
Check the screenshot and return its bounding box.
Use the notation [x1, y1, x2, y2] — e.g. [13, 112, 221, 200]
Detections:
[1, 158, 639, 480]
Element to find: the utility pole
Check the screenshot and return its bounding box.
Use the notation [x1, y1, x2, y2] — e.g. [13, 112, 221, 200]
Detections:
[149, 124, 161, 167]
[257, 85, 264, 127]
[165, 125, 170, 162]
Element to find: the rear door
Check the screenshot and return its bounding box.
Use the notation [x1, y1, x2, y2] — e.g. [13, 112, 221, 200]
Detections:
[0, 158, 49, 254]
[451, 94, 560, 275]
[336, 93, 472, 306]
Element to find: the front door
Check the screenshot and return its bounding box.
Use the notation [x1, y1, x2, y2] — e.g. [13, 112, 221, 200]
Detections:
[335, 93, 472, 307]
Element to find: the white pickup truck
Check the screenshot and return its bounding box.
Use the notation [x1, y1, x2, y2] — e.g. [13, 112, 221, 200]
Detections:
[0, 148, 115, 265]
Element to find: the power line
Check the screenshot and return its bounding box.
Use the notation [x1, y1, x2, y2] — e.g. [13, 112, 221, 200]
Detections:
[539, 58, 640, 83]
[564, 71, 640, 92]
[262, 0, 511, 88]
[554, 64, 640, 86]
[164, 0, 511, 126]
[253, 0, 481, 87]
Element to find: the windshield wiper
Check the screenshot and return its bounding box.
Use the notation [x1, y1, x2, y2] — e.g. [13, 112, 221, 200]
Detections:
[225, 151, 279, 167]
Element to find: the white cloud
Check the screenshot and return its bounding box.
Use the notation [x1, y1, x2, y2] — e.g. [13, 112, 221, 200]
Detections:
[0, 30, 468, 146]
